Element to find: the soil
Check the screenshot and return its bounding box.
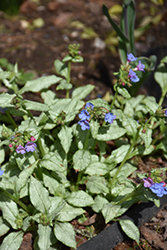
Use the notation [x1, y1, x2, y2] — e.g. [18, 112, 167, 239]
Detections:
[0, 0, 167, 249]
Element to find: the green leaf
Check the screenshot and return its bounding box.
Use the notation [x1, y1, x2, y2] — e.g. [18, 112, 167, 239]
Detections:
[54, 222, 76, 248]
[72, 85, 94, 100]
[43, 173, 59, 195]
[48, 197, 65, 220]
[56, 203, 84, 222]
[102, 203, 121, 223]
[54, 59, 68, 79]
[0, 217, 10, 236]
[29, 176, 51, 214]
[142, 97, 159, 114]
[73, 149, 91, 171]
[117, 86, 131, 99]
[16, 160, 38, 194]
[85, 162, 109, 176]
[66, 190, 94, 207]
[0, 71, 11, 80]
[86, 176, 109, 194]
[123, 0, 136, 54]
[23, 100, 49, 111]
[90, 98, 110, 110]
[40, 152, 65, 172]
[103, 4, 129, 43]
[110, 162, 137, 178]
[0, 148, 5, 164]
[0, 192, 19, 229]
[41, 90, 57, 105]
[19, 75, 61, 94]
[0, 93, 15, 108]
[58, 126, 73, 154]
[119, 219, 140, 244]
[139, 127, 152, 148]
[92, 195, 108, 213]
[37, 224, 52, 250]
[56, 79, 72, 90]
[154, 62, 167, 93]
[105, 145, 130, 164]
[96, 122, 126, 141]
[122, 115, 139, 138]
[0, 231, 24, 250]
[90, 119, 100, 139]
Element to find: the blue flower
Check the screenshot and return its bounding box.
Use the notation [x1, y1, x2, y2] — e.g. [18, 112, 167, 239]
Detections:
[105, 113, 116, 124]
[85, 102, 94, 109]
[78, 120, 90, 130]
[25, 142, 37, 152]
[165, 109, 167, 116]
[0, 168, 4, 176]
[128, 69, 140, 83]
[78, 109, 90, 120]
[149, 182, 167, 197]
[136, 61, 145, 72]
[16, 145, 26, 154]
[127, 53, 137, 62]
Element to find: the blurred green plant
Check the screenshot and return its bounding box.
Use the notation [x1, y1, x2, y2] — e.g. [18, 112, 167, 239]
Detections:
[103, 0, 157, 96]
[0, 0, 24, 15]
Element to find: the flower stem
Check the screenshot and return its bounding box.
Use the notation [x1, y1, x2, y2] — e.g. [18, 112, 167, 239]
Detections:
[110, 87, 118, 110]
[109, 139, 136, 188]
[66, 61, 71, 99]
[84, 129, 91, 150]
[152, 124, 167, 145]
[116, 184, 142, 205]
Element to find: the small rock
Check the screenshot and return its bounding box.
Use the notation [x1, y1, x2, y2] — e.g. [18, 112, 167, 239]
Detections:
[93, 37, 106, 50]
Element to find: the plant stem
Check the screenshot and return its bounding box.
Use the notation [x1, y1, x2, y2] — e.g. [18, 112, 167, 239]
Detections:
[84, 129, 91, 150]
[116, 184, 142, 205]
[66, 61, 71, 99]
[0, 188, 30, 214]
[159, 87, 167, 106]
[24, 109, 46, 157]
[152, 124, 167, 145]
[109, 140, 136, 188]
[5, 111, 18, 129]
[110, 87, 118, 110]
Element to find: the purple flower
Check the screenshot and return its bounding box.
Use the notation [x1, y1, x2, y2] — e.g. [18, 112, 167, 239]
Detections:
[165, 109, 167, 116]
[149, 182, 167, 197]
[16, 145, 26, 155]
[85, 102, 94, 109]
[105, 113, 116, 124]
[78, 120, 90, 130]
[0, 168, 4, 176]
[25, 141, 37, 152]
[128, 69, 140, 83]
[143, 177, 154, 188]
[78, 109, 90, 120]
[127, 53, 137, 62]
[136, 61, 145, 72]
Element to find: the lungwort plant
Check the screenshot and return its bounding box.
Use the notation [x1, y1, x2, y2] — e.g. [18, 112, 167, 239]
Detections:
[0, 44, 167, 249]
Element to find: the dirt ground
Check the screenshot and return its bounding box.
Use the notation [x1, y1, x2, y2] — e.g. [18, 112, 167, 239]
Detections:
[1, 0, 167, 249]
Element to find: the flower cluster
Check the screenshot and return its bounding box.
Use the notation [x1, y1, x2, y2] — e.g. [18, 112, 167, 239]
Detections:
[118, 53, 145, 87]
[78, 102, 94, 130]
[9, 134, 37, 155]
[143, 177, 167, 197]
[127, 53, 145, 83]
[78, 102, 116, 130]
